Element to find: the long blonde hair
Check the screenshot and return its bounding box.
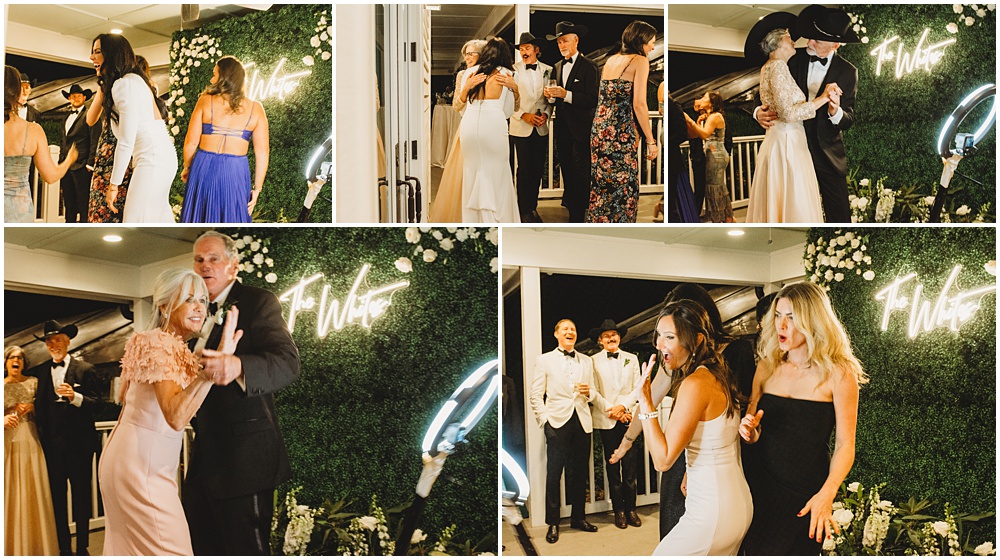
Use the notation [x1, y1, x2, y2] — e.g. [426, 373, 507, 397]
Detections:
[757, 282, 868, 391]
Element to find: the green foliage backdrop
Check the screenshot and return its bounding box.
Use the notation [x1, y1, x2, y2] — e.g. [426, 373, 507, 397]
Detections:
[169, 5, 332, 222]
[229, 227, 498, 550]
[808, 227, 996, 521]
[838, 5, 996, 211]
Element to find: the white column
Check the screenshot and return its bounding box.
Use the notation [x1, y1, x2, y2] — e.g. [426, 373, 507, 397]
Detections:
[335, 4, 379, 223]
[519, 266, 548, 527]
[514, 4, 530, 36]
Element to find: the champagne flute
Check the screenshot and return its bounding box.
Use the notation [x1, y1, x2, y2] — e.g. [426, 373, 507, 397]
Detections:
[546, 79, 557, 104]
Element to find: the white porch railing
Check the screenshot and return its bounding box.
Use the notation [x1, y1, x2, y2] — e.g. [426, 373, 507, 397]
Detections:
[65, 420, 194, 534]
[680, 134, 765, 210]
[538, 113, 664, 199]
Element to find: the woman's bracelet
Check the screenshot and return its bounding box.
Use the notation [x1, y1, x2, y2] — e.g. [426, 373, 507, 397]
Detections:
[637, 410, 659, 420]
[623, 433, 635, 442]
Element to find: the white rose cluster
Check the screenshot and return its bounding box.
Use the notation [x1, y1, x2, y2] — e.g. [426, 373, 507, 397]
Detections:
[950, 3, 994, 33]
[400, 226, 496, 272]
[232, 234, 277, 282]
[168, 34, 221, 138]
[306, 11, 333, 65]
[803, 230, 874, 290]
[846, 12, 870, 43]
[279, 487, 323, 556]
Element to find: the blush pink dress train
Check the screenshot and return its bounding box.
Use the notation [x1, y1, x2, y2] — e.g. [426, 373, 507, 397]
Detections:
[99, 330, 200, 555]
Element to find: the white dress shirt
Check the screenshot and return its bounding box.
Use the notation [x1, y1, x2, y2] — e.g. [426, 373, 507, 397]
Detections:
[65, 107, 83, 133]
[560, 52, 578, 105]
[52, 354, 84, 407]
[807, 55, 843, 125]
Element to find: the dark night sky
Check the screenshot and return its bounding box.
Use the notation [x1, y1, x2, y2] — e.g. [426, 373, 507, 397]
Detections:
[667, 50, 755, 93]
[6, 54, 93, 85]
[4, 291, 121, 336]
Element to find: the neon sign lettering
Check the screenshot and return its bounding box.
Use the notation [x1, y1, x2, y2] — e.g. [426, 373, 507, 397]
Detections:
[874, 264, 996, 338]
[279, 264, 409, 336]
[244, 58, 311, 101]
[870, 28, 955, 79]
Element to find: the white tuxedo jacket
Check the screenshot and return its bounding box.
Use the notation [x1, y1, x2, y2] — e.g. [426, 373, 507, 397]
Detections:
[529, 348, 604, 432]
[509, 60, 553, 138]
[590, 349, 641, 430]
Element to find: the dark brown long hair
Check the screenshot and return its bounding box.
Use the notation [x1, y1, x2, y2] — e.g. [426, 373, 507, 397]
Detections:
[621, 20, 657, 57]
[94, 34, 166, 125]
[5, 66, 23, 122]
[203, 56, 247, 114]
[467, 37, 514, 102]
[654, 300, 744, 418]
[706, 91, 726, 116]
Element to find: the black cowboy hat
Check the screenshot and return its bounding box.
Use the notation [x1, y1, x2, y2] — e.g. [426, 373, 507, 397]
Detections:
[18, 72, 35, 87]
[34, 320, 78, 341]
[61, 84, 95, 100]
[744, 11, 799, 66]
[515, 31, 546, 47]
[546, 21, 588, 41]
[589, 319, 628, 341]
[796, 4, 861, 43]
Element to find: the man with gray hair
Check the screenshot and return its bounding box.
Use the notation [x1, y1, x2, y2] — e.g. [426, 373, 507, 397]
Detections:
[182, 230, 300, 555]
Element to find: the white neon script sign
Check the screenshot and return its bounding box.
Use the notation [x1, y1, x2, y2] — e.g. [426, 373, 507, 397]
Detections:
[279, 264, 409, 336]
[244, 58, 311, 101]
[870, 28, 955, 79]
[874, 264, 996, 338]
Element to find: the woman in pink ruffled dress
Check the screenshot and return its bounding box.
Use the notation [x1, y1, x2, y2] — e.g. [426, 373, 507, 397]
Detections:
[99, 269, 241, 555]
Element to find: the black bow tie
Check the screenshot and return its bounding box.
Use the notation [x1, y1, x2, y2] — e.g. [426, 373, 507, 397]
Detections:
[607, 352, 619, 359]
[52, 360, 66, 368]
[563, 57, 574, 64]
[560, 349, 576, 359]
[809, 55, 829, 66]
[525, 63, 537, 71]
[208, 302, 219, 316]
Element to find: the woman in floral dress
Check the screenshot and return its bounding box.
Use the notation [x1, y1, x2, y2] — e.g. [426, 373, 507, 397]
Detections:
[586, 21, 659, 223]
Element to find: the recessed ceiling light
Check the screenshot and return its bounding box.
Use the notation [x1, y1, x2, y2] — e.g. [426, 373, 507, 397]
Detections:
[727, 229, 745, 237]
[425, 5, 441, 10]
[103, 234, 123, 242]
[110, 28, 123, 34]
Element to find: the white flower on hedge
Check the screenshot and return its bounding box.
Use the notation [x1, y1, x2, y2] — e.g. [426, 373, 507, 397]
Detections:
[405, 227, 421, 243]
[455, 229, 469, 242]
[845, 259, 855, 270]
[470, 229, 481, 239]
[490, 256, 498, 274]
[861, 36, 869, 44]
[822, 536, 836, 551]
[852, 251, 863, 262]
[410, 529, 427, 544]
[853, 23, 861, 32]
[956, 204, 971, 216]
[877, 500, 894, 510]
[321, 51, 331, 61]
[209, 46, 216, 55]
[245, 263, 255, 273]
[394, 257, 413, 273]
[423, 249, 438, 263]
[178, 96, 186, 105]
[253, 253, 264, 265]
[265, 272, 278, 283]
[947, 22, 960, 33]
[328, 25, 334, 36]
[250, 240, 261, 251]
[953, 3, 964, 13]
[832, 508, 854, 526]
[487, 227, 498, 245]
[413, 244, 423, 256]
[303, 55, 314, 67]
[965, 15, 975, 25]
[419, 226, 432, 233]
[431, 230, 443, 241]
[171, 125, 181, 135]
[358, 516, 378, 532]
[824, 269, 834, 281]
[265, 258, 274, 267]
[183, 76, 190, 84]
[862, 26, 866, 33]
[977, 8, 987, 16]
[256, 271, 262, 278]
[440, 238, 454, 251]
[832, 501, 844, 510]
[932, 521, 950, 537]
[974, 541, 995, 555]
[851, 238, 860, 249]
[820, 255, 830, 266]
[834, 272, 845, 282]
[320, 31, 329, 41]
[310, 36, 321, 48]
[176, 108, 185, 117]
[989, 4, 997, 11]
[863, 270, 875, 281]
[864, 255, 872, 264]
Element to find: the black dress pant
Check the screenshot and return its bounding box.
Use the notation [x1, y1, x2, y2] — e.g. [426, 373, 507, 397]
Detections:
[554, 126, 592, 223]
[544, 411, 590, 525]
[512, 129, 547, 216]
[183, 480, 274, 555]
[62, 166, 92, 223]
[44, 441, 93, 555]
[597, 422, 637, 513]
[814, 163, 851, 223]
[658, 449, 686, 540]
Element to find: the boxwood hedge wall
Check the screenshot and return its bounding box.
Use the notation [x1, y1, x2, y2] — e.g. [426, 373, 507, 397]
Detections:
[169, 5, 332, 222]
[837, 5, 996, 211]
[809, 227, 995, 518]
[229, 227, 498, 549]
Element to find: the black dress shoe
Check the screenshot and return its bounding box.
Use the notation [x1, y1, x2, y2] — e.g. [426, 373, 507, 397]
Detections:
[614, 510, 627, 529]
[546, 524, 559, 543]
[570, 519, 598, 532]
[626, 510, 642, 527]
[530, 211, 544, 223]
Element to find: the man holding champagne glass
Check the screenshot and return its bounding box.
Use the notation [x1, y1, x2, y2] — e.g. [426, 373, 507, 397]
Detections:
[530, 319, 606, 543]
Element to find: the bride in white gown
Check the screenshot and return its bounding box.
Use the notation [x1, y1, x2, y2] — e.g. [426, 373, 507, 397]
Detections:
[635, 300, 752, 555]
[746, 28, 834, 224]
[459, 37, 521, 223]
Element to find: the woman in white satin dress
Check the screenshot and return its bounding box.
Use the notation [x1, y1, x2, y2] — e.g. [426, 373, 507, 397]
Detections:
[459, 37, 521, 223]
[636, 300, 752, 555]
[746, 29, 833, 223]
[93, 33, 177, 223]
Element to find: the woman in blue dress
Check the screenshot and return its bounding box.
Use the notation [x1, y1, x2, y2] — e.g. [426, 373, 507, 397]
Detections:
[181, 56, 269, 223]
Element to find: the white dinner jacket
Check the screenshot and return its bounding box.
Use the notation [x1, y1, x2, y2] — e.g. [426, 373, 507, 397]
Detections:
[590, 349, 641, 430]
[509, 60, 553, 138]
[529, 348, 604, 433]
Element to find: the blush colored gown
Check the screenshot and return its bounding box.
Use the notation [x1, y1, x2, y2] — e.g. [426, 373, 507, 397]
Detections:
[99, 329, 200, 555]
[746, 59, 824, 223]
[4, 377, 59, 555]
[654, 410, 753, 555]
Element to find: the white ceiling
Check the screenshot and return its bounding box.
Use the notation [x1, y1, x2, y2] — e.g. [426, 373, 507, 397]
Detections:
[431, 4, 514, 76]
[528, 226, 808, 253]
[668, 3, 815, 56]
[4, 227, 201, 267]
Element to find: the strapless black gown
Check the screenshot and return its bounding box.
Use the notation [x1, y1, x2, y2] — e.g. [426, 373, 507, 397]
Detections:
[740, 394, 835, 555]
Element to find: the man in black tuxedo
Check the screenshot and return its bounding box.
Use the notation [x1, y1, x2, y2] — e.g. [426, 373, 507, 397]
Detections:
[59, 85, 101, 223]
[755, 5, 858, 223]
[183, 231, 300, 555]
[29, 321, 101, 556]
[544, 21, 599, 223]
[19, 73, 42, 196]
